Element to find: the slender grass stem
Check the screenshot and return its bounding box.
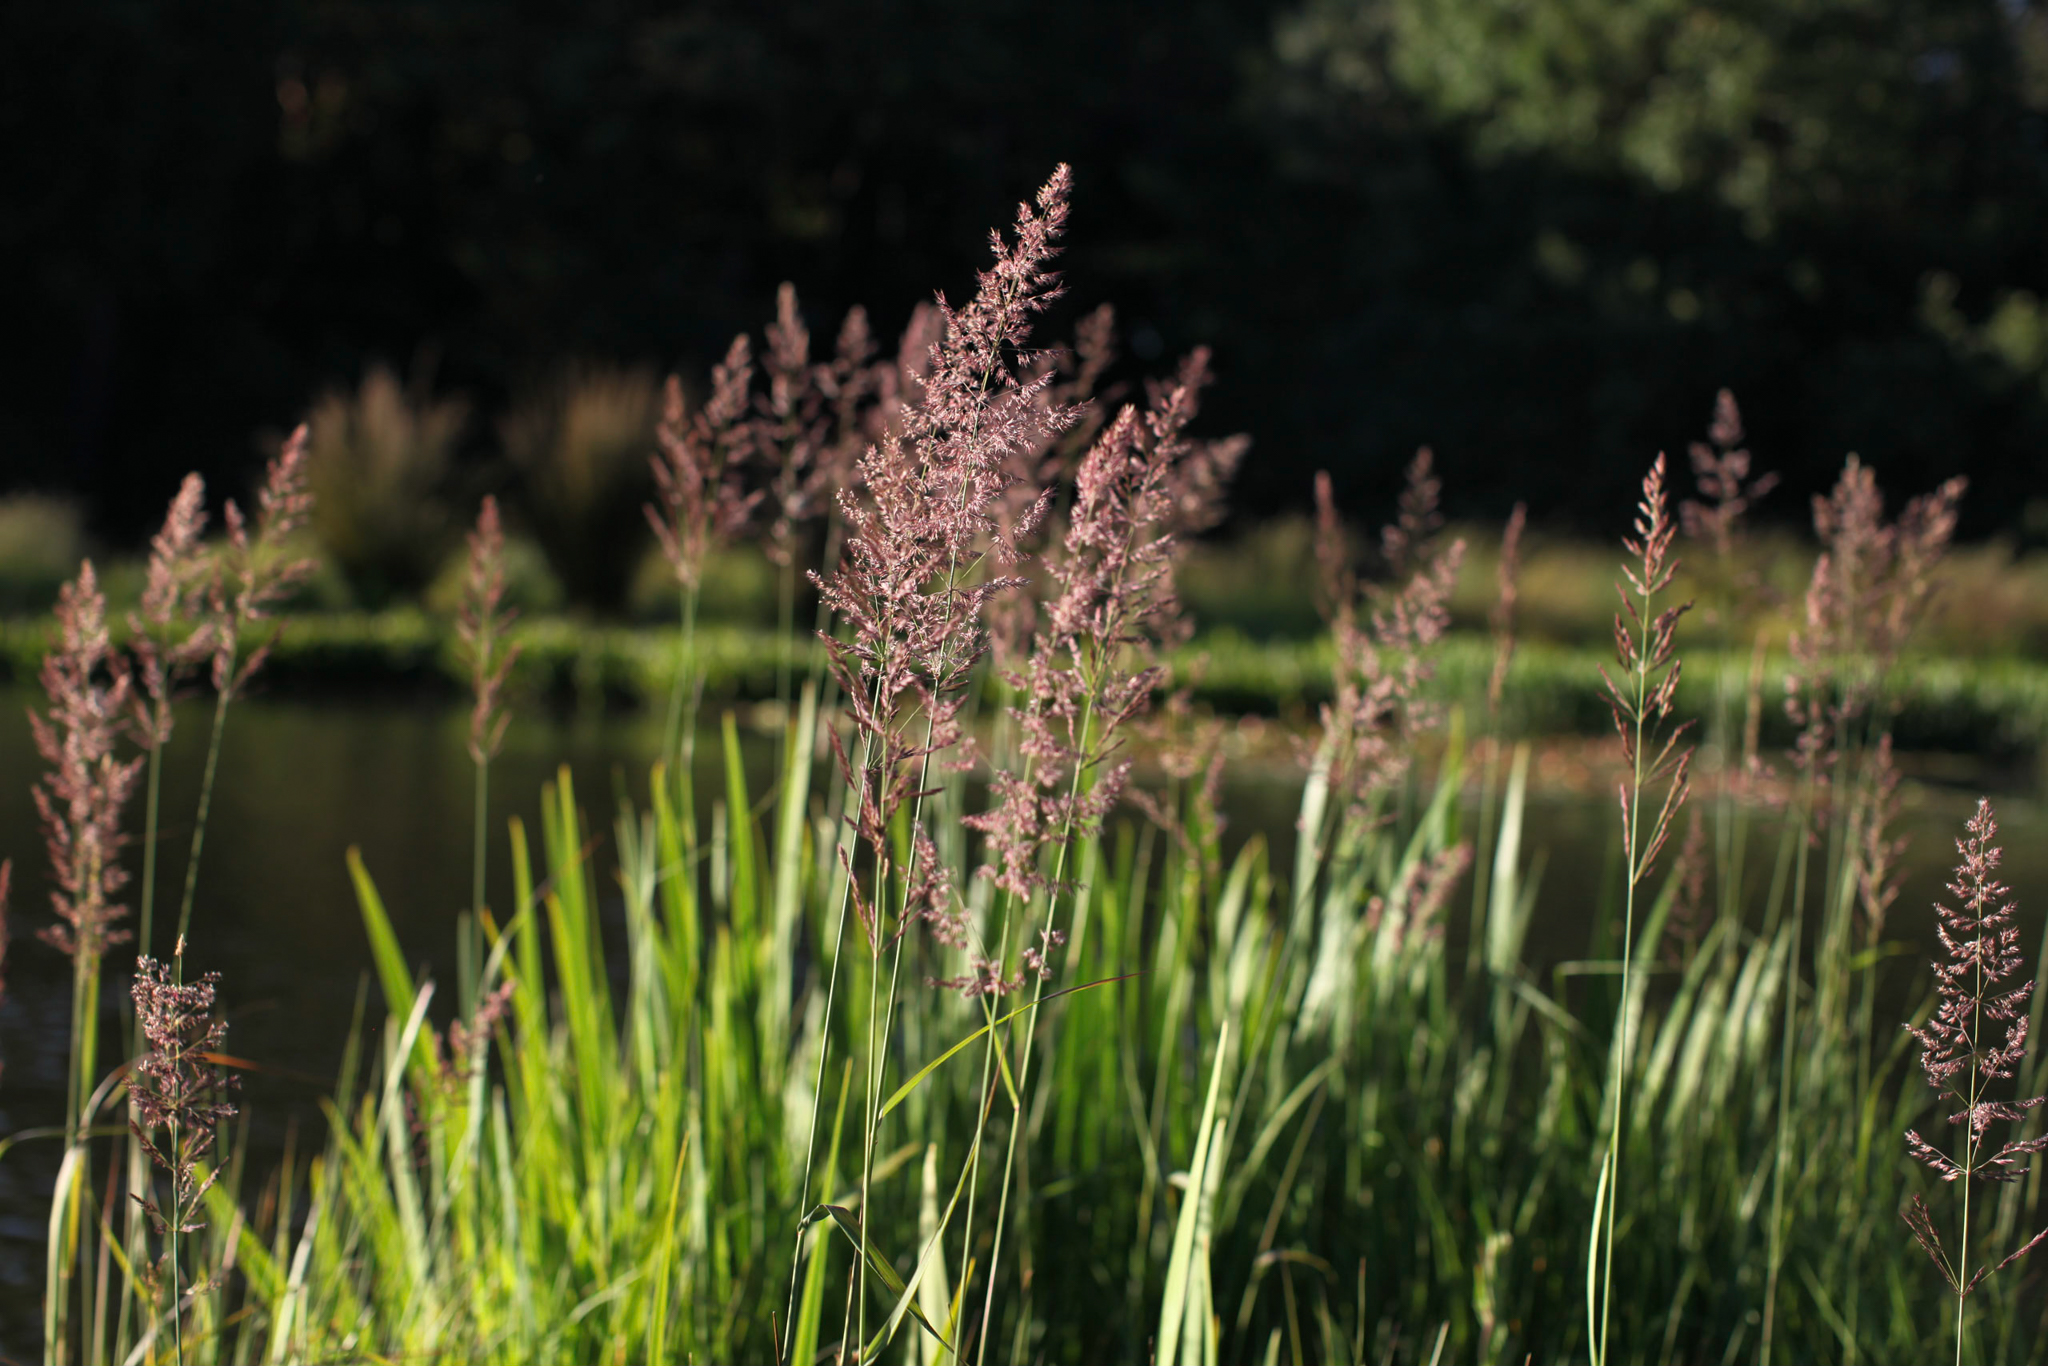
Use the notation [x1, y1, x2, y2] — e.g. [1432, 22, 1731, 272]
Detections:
[784, 669, 887, 1366]
[173, 689, 233, 954]
[1590, 587, 1653, 1366]
[472, 757, 490, 918]
[1761, 776, 1814, 1366]
[777, 557, 796, 717]
[976, 696, 1097, 1365]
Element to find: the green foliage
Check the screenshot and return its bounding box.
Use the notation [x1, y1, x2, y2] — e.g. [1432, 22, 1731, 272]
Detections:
[501, 363, 663, 609]
[0, 493, 85, 613]
[305, 365, 467, 603]
[1278, 0, 2019, 232]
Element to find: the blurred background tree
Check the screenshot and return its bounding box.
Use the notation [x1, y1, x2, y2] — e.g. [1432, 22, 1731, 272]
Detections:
[6, 0, 2048, 607]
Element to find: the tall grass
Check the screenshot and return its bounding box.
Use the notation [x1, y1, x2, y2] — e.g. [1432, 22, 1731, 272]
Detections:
[11, 167, 2048, 1366]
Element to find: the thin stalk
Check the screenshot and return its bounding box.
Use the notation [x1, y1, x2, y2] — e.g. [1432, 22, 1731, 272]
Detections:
[976, 696, 1099, 1366]
[172, 689, 233, 953]
[138, 733, 166, 959]
[1955, 909, 1989, 1366]
[662, 584, 703, 789]
[1760, 777, 1815, 1366]
[1594, 561, 1659, 1366]
[777, 557, 797, 716]
[120, 725, 167, 1359]
[854, 916, 891, 1357]
[472, 756, 491, 918]
[953, 995, 1003, 1359]
[782, 671, 887, 1366]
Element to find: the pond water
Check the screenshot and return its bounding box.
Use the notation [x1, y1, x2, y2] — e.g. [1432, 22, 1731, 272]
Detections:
[1, 689, 2046, 1352]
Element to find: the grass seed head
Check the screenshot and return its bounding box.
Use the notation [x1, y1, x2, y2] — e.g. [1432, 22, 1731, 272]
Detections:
[33, 560, 141, 962]
[1903, 798, 2048, 1296]
[129, 956, 239, 1235]
[459, 495, 522, 765]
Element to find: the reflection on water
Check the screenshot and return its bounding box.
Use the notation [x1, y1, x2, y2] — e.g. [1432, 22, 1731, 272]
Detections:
[1, 689, 2045, 1349]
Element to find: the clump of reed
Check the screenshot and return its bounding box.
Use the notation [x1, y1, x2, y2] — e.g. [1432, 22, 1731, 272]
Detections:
[505, 360, 665, 608]
[304, 363, 467, 602]
[10, 168, 2048, 1366]
[9, 433, 312, 1366]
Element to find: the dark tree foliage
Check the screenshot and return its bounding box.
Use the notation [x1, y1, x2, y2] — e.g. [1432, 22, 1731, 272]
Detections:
[6, 0, 2048, 552]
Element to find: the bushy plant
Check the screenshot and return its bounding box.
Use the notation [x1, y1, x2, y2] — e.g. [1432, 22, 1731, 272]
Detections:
[502, 361, 663, 609]
[0, 492, 86, 614]
[304, 364, 466, 603]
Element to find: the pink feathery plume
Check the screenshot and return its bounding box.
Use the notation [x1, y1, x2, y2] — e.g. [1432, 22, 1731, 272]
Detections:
[1785, 459, 1965, 780]
[647, 339, 760, 591]
[460, 496, 522, 765]
[129, 958, 238, 1237]
[758, 283, 826, 568]
[33, 563, 143, 962]
[209, 426, 317, 701]
[129, 474, 214, 748]
[1313, 451, 1465, 815]
[1679, 389, 1777, 560]
[959, 352, 1227, 994]
[1902, 799, 2048, 1297]
[1600, 455, 1693, 881]
[816, 165, 1077, 955]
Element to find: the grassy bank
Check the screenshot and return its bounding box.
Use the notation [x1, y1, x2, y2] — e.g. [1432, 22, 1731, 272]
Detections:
[8, 611, 2048, 760]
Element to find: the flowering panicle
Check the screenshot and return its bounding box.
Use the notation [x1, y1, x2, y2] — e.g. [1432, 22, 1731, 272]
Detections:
[823, 303, 884, 463]
[646, 338, 760, 591]
[1488, 502, 1527, 715]
[902, 826, 967, 950]
[460, 496, 522, 766]
[208, 427, 316, 701]
[967, 352, 1225, 914]
[1149, 347, 1249, 537]
[983, 310, 1236, 665]
[1678, 389, 1777, 561]
[1902, 799, 2048, 1297]
[129, 956, 238, 1242]
[436, 979, 517, 1089]
[129, 474, 214, 748]
[1381, 446, 1444, 578]
[815, 168, 1079, 948]
[1312, 452, 1466, 815]
[1372, 841, 1474, 949]
[33, 563, 142, 961]
[1785, 459, 1964, 777]
[754, 284, 883, 568]
[1602, 456, 1694, 879]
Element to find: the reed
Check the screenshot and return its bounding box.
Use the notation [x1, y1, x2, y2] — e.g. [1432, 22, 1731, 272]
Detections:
[9, 166, 2048, 1366]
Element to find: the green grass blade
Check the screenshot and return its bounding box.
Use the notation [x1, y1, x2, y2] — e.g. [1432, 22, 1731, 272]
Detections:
[1158, 1021, 1231, 1366]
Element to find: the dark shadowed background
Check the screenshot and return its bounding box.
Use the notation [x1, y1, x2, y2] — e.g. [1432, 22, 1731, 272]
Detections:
[8, 0, 2048, 560]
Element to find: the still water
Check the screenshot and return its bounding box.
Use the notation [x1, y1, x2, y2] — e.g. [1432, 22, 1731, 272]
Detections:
[0, 689, 2044, 1350]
